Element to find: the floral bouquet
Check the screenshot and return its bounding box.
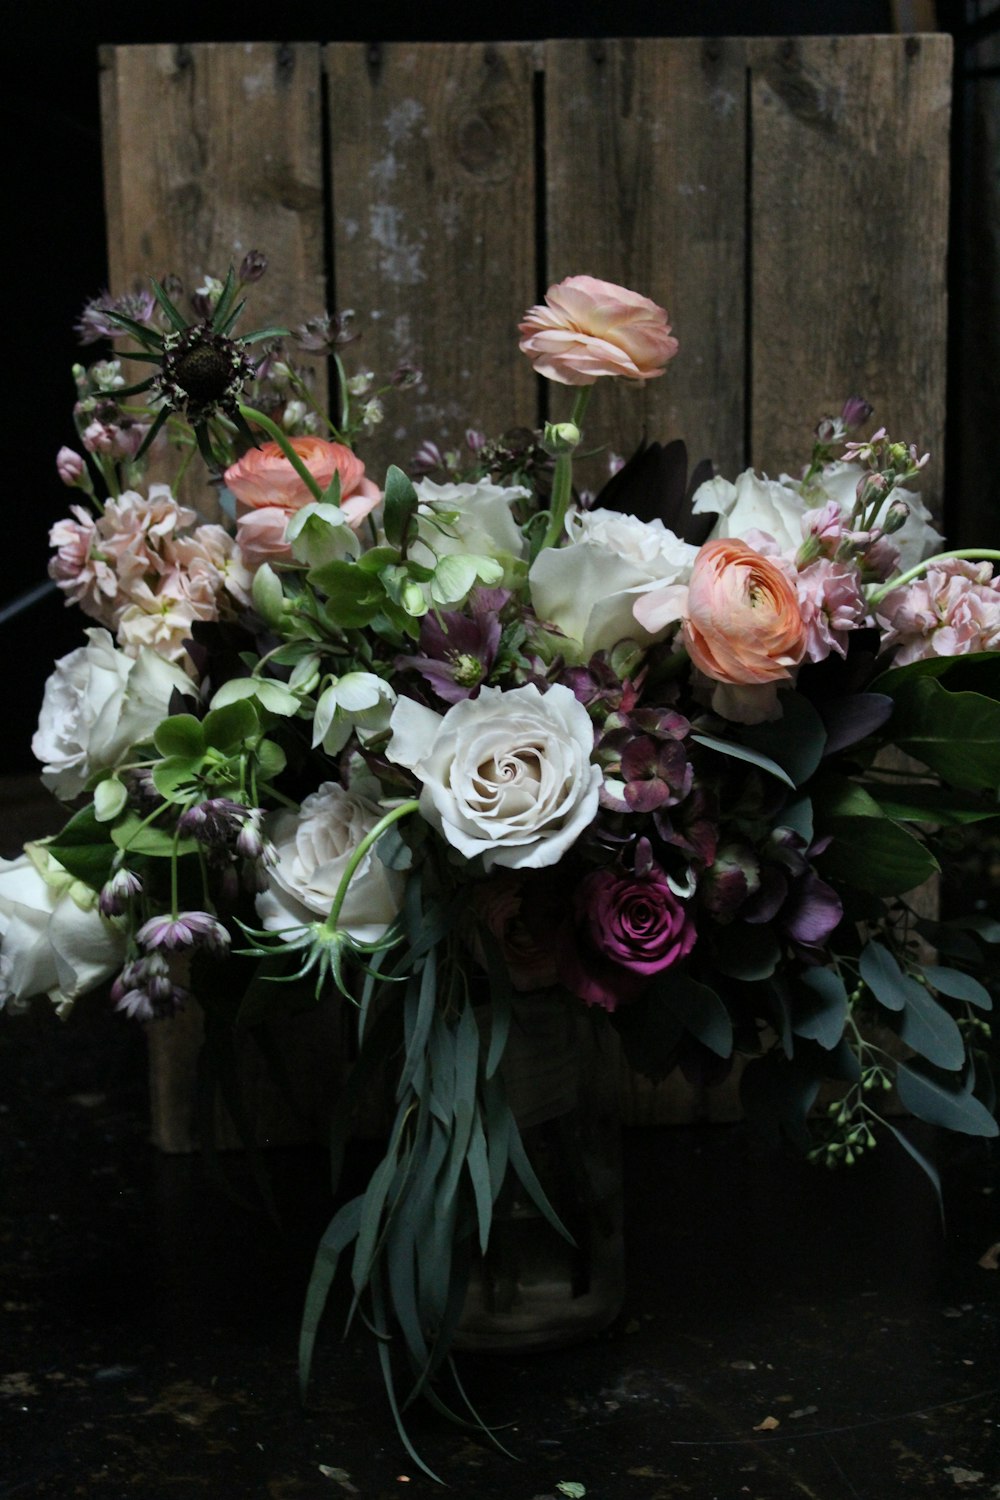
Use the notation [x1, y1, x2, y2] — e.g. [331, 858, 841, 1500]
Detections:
[5, 259, 999, 1475]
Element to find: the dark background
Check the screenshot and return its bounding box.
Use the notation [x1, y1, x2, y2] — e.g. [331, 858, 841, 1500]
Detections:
[4, 0, 990, 774]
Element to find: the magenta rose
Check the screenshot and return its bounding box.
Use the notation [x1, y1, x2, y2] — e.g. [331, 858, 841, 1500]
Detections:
[562, 862, 697, 1012]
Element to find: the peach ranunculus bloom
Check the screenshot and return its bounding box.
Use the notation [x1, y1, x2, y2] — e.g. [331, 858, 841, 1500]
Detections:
[235, 506, 295, 571]
[682, 539, 807, 687]
[518, 275, 679, 386]
[223, 436, 381, 522]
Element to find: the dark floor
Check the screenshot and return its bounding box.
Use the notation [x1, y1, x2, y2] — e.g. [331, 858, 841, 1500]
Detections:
[1, 984, 998, 1500]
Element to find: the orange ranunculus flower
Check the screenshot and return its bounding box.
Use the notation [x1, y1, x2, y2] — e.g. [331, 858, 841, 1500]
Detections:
[682, 539, 807, 685]
[518, 275, 679, 387]
[223, 436, 380, 519]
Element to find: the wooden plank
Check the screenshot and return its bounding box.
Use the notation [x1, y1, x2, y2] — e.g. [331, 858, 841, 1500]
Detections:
[749, 35, 951, 514]
[544, 37, 748, 496]
[99, 42, 328, 518]
[325, 42, 537, 483]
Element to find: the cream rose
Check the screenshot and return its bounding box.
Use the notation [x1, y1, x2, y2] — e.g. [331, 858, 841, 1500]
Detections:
[386, 682, 601, 871]
[529, 506, 698, 660]
[0, 847, 124, 1013]
[32, 629, 194, 799]
[256, 783, 405, 944]
[692, 470, 808, 552]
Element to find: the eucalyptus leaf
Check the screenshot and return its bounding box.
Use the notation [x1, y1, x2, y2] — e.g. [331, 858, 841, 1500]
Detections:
[895, 1061, 998, 1137]
[739, 692, 827, 786]
[690, 731, 795, 789]
[923, 965, 993, 1011]
[794, 967, 849, 1050]
[898, 987, 966, 1071]
[884, 1121, 944, 1224]
[666, 974, 733, 1057]
[858, 941, 918, 1012]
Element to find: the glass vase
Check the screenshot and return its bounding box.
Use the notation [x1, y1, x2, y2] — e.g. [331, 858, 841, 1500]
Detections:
[453, 989, 625, 1353]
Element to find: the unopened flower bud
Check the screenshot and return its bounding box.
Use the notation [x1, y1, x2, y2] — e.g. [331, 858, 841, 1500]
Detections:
[239, 249, 268, 283]
[251, 562, 286, 627]
[841, 395, 873, 430]
[56, 446, 86, 486]
[881, 498, 910, 535]
[815, 416, 838, 443]
[542, 420, 581, 456]
[282, 399, 308, 428]
[82, 420, 115, 454]
[391, 362, 422, 389]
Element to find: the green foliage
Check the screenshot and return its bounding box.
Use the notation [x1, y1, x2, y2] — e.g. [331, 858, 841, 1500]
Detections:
[887, 677, 1000, 789]
[45, 804, 118, 889]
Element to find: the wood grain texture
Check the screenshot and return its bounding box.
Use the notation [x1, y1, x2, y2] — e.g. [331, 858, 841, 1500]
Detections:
[544, 37, 748, 494]
[749, 35, 951, 513]
[99, 43, 328, 517]
[325, 42, 537, 483]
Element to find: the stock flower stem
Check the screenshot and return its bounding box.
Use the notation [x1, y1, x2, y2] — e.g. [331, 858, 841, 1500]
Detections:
[237, 404, 325, 501]
[540, 386, 593, 552]
[867, 549, 1000, 606]
[321, 800, 420, 937]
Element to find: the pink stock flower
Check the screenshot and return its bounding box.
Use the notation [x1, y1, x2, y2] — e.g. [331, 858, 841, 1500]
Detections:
[170, 524, 253, 608]
[223, 436, 380, 514]
[518, 275, 679, 386]
[795, 558, 867, 663]
[561, 862, 697, 1012]
[876, 559, 1000, 664]
[235, 506, 294, 570]
[682, 539, 807, 686]
[47, 506, 120, 625]
[99, 488, 197, 588]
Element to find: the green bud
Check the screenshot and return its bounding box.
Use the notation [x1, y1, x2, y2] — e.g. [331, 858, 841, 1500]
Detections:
[252, 562, 286, 627]
[542, 420, 581, 456]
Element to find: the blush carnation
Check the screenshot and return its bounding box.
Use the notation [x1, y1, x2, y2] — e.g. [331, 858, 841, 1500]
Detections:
[561, 863, 697, 1012]
[518, 275, 679, 387]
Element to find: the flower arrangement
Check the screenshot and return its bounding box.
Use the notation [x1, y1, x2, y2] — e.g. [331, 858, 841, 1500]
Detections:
[5, 260, 999, 1475]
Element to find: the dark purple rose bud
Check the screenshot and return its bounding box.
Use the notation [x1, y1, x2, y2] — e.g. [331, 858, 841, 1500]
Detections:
[561, 862, 697, 1012]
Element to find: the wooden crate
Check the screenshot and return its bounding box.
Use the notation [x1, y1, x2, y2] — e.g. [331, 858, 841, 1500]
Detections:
[98, 36, 951, 1148]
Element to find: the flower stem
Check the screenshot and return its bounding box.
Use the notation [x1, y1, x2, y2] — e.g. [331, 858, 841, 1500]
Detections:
[321, 800, 420, 936]
[540, 386, 593, 552]
[238, 404, 325, 501]
[867, 549, 1000, 607]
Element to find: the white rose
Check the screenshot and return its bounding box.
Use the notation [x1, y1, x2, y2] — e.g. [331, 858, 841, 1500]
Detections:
[811, 460, 944, 571]
[386, 682, 601, 871]
[529, 506, 699, 660]
[692, 470, 807, 552]
[0, 847, 124, 1013]
[32, 628, 194, 798]
[256, 783, 405, 944]
[411, 478, 528, 567]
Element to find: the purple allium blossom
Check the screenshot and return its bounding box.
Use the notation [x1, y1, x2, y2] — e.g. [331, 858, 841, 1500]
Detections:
[560, 859, 697, 1011]
[137, 910, 231, 954]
